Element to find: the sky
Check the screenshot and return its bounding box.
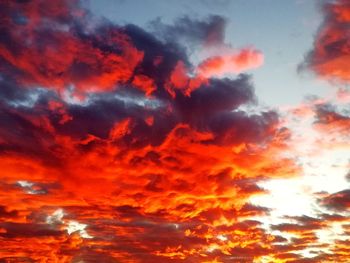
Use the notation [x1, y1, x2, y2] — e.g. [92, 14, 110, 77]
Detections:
[0, 0, 350, 262]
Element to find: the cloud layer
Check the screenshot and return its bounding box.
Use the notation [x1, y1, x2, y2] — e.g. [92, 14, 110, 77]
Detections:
[1, 0, 350, 262]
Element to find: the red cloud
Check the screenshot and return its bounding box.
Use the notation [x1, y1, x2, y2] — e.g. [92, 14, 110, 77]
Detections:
[1, 1, 338, 262]
[165, 48, 263, 97]
[0, 1, 143, 95]
[197, 48, 264, 78]
[304, 0, 350, 82]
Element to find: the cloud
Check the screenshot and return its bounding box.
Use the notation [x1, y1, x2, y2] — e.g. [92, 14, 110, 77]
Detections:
[196, 48, 264, 78]
[320, 189, 350, 211]
[150, 15, 227, 47]
[0, 0, 302, 262]
[301, 0, 350, 82]
[314, 103, 350, 135]
[0, 0, 143, 94]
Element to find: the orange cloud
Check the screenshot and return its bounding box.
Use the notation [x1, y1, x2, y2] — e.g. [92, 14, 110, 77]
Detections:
[0, 1, 335, 262]
[304, 0, 350, 83]
[197, 48, 264, 78]
[165, 48, 264, 97]
[0, 1, 143, 95]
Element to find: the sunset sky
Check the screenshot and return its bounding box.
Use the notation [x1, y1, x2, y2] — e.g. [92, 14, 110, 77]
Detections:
[1, 0, 350, 262]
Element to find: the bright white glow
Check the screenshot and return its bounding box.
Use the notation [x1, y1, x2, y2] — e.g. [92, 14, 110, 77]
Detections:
[17, 180, 34, 188]
[317, 222, 347, 244]
[66, 221, 93, 239]
[17, 180, 46, 195]
[252, 147, 350, 217]
[249, 103, 350, 252]
[256, 256, 279, 263]
[250, 178, 316, 217]
[46, 209, 65, 224]
[296, 248, 324, 258]
[217, 234, 228, 241]
[206, 244, 218, 253]
[46, 209, 93, 239]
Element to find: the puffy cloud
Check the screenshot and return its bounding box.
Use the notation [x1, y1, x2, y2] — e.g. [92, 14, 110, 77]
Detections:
[320, 189, 350, 211]
[314, 103, 350, 135]
[302, 0, 350, 82]
[0, 0, 302, 262]
[0, 0, 143, 94]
